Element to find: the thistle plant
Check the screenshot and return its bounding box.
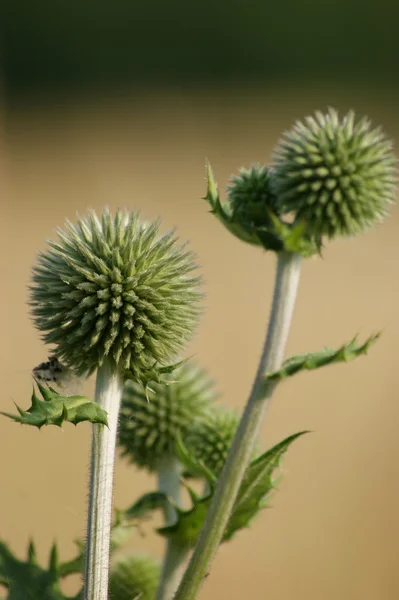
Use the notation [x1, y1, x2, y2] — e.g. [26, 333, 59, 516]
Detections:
[172, 109, 397, 600]
[273, 109, 397, 242]
[1, 108, 396, 600]
[27, 209, 202, 600]
[227, 163, 279, 230]
[118, 363, 217, 472]
[117, 363, 217, 600]
[109, 555, 161, 600]
[184, 406, 240, 478]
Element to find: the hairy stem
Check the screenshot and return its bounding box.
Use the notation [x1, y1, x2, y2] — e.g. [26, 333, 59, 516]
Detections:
[156, 456, 189, 600]
[174, 251, 302, 600]
[84, 359, 124, 600]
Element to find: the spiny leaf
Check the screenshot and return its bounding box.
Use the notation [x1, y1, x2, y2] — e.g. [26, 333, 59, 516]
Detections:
[224, 431, 307, 540]
[267, 213, 318, 256]
[265, 334, 380, 384]
[1, 380, 108, 428]
[0, 540, 78, 600]
[175, 434, 217, 485]
[57, 541, 84, 579]
[156, 432, 306, 547]
[0, 511, 137, 599]
[204, 163, 317, 254]
[124, 492, 172, 521]
[157, 489, 212, 547]
[204, 162, 263, 246]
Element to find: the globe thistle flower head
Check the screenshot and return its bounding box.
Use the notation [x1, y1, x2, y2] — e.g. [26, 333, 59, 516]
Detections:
[118, 362, 217, 471]
[272, 108, 398, 241]
[109, 554, 161, 600]
[227, 163, 279, 229]
[29, 209, 202, 382]
[184, 406, 240, 478]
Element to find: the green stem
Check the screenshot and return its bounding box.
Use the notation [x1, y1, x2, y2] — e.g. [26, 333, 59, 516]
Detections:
[156, 456, 190, 600]
[173, 251, 302, 600]
[84, 359, 124, 600]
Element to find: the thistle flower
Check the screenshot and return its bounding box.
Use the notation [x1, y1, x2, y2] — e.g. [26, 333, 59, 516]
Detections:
[109, 555, 161, 600]
[118, 363, 217, 471]
[184, 406, 240, 477]
[29, 209, 202, 383]
[227, 163, 279, 229]
[272, 108, 398, 240]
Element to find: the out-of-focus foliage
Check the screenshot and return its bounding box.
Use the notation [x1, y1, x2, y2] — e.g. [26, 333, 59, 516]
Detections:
[2, 0, 398, 97]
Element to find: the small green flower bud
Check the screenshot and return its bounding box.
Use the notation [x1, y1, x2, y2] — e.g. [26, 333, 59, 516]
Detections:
[109, 554, 161, 600]
[184, 406, 240, 477]
[118, 363, 217, 471]
[272, 108, 398, 240]
[29, 209, 202, 381]
[227, 164, 279, 228]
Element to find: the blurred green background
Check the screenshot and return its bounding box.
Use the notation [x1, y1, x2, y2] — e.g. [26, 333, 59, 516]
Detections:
[2, 2, 399, 600]
[2, 0, 398, 98]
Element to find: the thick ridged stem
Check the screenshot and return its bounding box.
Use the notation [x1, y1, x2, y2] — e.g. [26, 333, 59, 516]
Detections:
[84, 359, 124, 600]
[173, 251, 302, 600]
[156, 456, 190, 600]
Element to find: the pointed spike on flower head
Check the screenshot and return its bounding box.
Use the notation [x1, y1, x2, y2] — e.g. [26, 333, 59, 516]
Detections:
[183, 405, 242, 478]
[227, 163, 279, 229]
[29, 209, 203, 382]
[272, 108, 398, 242]
[118, 362, 218, 471]
[109, 554, 161, 600]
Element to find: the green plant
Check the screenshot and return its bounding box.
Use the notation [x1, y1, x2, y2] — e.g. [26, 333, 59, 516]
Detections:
[1, 108, 396, 600]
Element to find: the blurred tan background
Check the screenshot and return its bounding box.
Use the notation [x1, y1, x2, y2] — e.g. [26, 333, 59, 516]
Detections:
[2, 2, 399, 598]
[2, 86, 399, 599]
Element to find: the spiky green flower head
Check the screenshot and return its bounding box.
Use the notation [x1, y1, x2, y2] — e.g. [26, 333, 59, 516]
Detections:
[184, 406, 240, 478]
[118, 362, 217, 471]
[29, 209, 202, 383]
[273, 108, 398, 241]
[109, 554, 161, 600]
[227, 163, 279, 229]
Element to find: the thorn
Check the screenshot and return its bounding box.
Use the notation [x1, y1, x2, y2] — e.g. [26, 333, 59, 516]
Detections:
[27, 539, 36, 563]
[16, 403, 27, 417]
[49, 541, 59, 571]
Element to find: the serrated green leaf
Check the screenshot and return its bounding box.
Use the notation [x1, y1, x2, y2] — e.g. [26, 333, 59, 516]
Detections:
[0, 510, 137, 599]
[157, 489, 212, 547]
[204, 163, 319, 255]
[0, 540, 78, 600]
[224, 431, 307, 540]
[204, 163, 265, 247]
[175, 435, 217, 485]
[57, 541, 84, 579]
[267, 213, 317, 256]
[124, 492, 172, 520]
[265, 334, 380, 385]
[157, 432, 306, 547]
[1, 380, 108, 428]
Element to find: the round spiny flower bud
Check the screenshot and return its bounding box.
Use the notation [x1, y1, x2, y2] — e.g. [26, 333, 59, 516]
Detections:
[29, 210, 202, 380]
[184, 406, 240, 477]
[227, 164, 279, 228]
[118, 363, 217, 471]
[109, 554, 161, 600]
[272, 108, 398, 239]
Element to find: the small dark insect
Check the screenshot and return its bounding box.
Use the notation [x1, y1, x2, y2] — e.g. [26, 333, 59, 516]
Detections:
[32, 356, 80, 391]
